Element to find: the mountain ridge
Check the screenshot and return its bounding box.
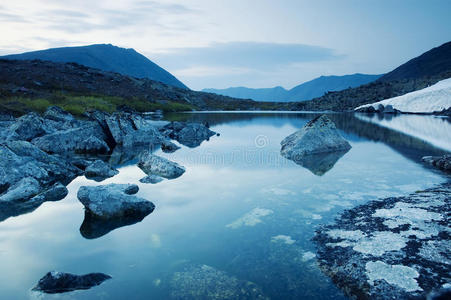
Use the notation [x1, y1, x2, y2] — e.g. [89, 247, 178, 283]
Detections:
[203, 73, 381, 102]
[1, 44, 188, 90]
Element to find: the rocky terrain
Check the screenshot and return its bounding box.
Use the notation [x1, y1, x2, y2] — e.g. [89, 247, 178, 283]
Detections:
[314, 183, 450, 299]
[33, 271, 111, 294]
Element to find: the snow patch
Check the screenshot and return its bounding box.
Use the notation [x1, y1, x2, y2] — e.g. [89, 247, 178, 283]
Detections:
[365, 261, 422, 292]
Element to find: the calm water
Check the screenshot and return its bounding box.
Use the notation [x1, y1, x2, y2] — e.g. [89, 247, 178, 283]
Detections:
[0, 112, 449, 299]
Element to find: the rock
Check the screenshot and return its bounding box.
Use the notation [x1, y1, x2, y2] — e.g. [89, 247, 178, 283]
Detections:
[377, 104, 385, 113]
[84, 160, 119, 181]
[313, 183, 451, 299]
[422, 155, 451, 172]
[289, 150, 350, 176]
[31, 123, 107, 154]
[0, 177, 40, 202]
[77, 184, 155, 219]
[0, 141, 80, 198]
[9, 112, 46, 141]
[161, 140, 180, 153]
[33, 271, 111, 294]
[43, 106, 75, 123]
[75, 136, 110, 154]
[0, 182, 68, 222]
[139, 175, 164, 184]
[164, 121, 216, 148]
[356, 106, 376, 113]
[383, 104, 395, 114]
[280, 115, 351, 162]
[138, 152, 185, 179]
[169, 264, 269, 300]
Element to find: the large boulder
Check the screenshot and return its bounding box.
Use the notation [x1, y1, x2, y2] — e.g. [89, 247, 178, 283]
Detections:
[422, 155, 451, 172]
[33, 271, 111, 294]
[43, 106, 75, 123]
[138, 152, 185, 179]
[77, 184, 155, 219]
[280, 115, 351, 162]
[0, 177, 40, 202]
[164, 122, 216, 148]
[84, 160, 119, 181]
[8, 112, 46, 141]
[0, 141, 79, 200]
[31, 123, 107, 154]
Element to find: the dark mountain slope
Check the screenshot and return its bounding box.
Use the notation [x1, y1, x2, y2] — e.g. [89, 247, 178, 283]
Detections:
[380, 41, 451, 82]
[1, 44, 188, 89]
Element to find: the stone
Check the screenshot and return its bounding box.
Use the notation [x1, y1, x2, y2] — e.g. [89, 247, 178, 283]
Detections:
[77, 184, 155, 219]
[280, 115, 351, 162]
[164, 121, 216, 148]
[33, 271, 111, 294]
[8, 112, 46, 141]
[138, 152, 185, 179]
[422, 155, 451, 172]
[76, 136, 110, 154]
[139, 175, 164, 184]
[383, 104, 395, 114]
[43, 106, 75, 123]
[161, 140, 180, 153]
[0, 177, 40, 202]
[84, 160, 119, 181]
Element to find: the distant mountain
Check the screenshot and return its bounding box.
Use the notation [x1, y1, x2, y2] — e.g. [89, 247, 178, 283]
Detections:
[379, 41, 451, 82]
[203, 73, 381, 102]
[1, 44, 188, 89]
[291, 41, 451, 111]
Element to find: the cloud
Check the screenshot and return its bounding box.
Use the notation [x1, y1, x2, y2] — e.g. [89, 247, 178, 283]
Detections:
[153, 42, 343, 71]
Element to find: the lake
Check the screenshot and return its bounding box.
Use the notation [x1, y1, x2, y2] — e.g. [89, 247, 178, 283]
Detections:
[0, 112, 449, 299]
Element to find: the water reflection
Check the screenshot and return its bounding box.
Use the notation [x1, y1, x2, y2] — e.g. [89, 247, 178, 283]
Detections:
[289, 150, 350, 176]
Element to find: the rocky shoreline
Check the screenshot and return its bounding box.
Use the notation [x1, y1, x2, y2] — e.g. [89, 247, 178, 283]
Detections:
[314, 182, 450, 300]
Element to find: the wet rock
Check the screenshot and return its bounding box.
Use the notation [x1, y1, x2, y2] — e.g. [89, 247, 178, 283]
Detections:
[169, 264, 269, 300]
[355, 106, 376, 113]
[314, 183, 450, 299]
[161, 140, 180, 153]
[84, 160, 119, 181]
[138, 152, 185, 179]
[31, 123, 107, 154]
[0, 177, 40, 202]
[164, 121, 216, 148]
[383, 104, 395, 114]
[77, 184, 155, 219]
[8, 112, 46, 141]
[422, 155, 451, 172]
[33, 271, 111, 294]
[280, 115, 351, 162]
[139, 175, 164, 184]
[76, 136, 110, 154]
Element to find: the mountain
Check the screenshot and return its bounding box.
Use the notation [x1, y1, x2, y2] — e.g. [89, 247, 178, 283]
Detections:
[203, 73, 381, 102]
[1, 44, 188, 89]
[291, 41, 451, 111]
[379, 41, 451, 82]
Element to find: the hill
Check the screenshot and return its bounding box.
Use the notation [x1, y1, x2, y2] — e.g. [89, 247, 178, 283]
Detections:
[1, 44, 188, 89]
[203, 74, 381, 102]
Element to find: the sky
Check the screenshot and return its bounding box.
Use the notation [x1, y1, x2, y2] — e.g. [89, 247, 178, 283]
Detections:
[1, 0, 450, 90]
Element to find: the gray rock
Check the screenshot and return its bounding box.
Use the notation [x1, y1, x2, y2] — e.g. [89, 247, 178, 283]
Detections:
[138, 152, 185, 179]
[76, 136, 110, 154]
[422, 155, 451, 172]
[161, 140, 180, 153]
[32, 123, 107, 154]
[281, 115, 351, 162]
[43, 106, 75, 123]
[164, 121, 216, 148]
[139, 175, 164, 184]
[377, 104, 385, 113]
[0, 177, 40, 202]
[383, 104, 395, 114]
[33, 271, 111, 294]
[77, 184, 155, 219]
[85, 160, 119, 181]
[9, 112, 46, 141]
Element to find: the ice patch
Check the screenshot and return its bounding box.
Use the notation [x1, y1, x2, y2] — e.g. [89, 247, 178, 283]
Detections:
[226, 208, 273, 229]
[365, 261, 422, 292]
[271, 235, 295, 245]
[353, 232, 407, 256]
[301, 251, 316, 262]
[327, 230, 365, 241]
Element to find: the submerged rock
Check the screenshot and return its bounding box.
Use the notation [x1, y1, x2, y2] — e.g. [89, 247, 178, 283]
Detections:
[422, 155, 451, 172]
[77, 184, 155, 219]
[33, 271, 111, 294]
[169, 264, 269, 300]
[164, 121, 216, 148]
[139, 175, 164, 184]
[84, 160, 119, 181]
[161, 140, 181, 153]
[286, 150, 349, 176]
[280, 115, 351, 162]
[314, 183, 450, 299]
[138, 152, 185, 179]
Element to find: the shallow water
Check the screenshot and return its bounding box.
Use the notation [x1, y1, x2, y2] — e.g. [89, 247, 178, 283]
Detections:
[0, 112, 448, 299]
